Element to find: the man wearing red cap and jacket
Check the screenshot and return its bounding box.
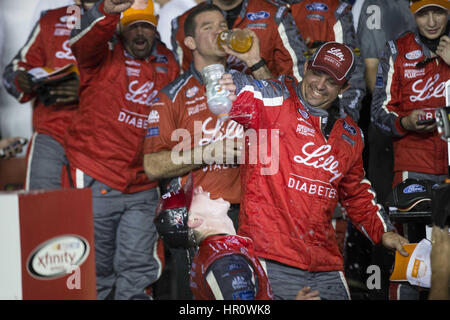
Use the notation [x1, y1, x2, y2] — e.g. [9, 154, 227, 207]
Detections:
[65, 0, 179, 299]
[217, 41, 409, 300]
[272, 0, 366, 122]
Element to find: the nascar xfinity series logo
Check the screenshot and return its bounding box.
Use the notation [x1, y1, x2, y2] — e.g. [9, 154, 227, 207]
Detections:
[27, 235, 90, 280]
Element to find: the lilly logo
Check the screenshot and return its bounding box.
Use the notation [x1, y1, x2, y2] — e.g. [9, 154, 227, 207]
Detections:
[327, 47, 345, 62]
[403, 184, 426, 194]
[27, 235, 90, 279]
[247, 11, 270, 21]
[293, 142, 342, 182]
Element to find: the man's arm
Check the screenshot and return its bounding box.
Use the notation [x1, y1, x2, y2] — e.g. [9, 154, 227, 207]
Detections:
[371, 40, 438, 137]
[220, 29, 273, 80]
[144, 140, 241, 181]
[2, 15, 45, 102]
[429, 226, 450, 300]
[436, 35, 450, 66]
[170, 12, 190, 71]
[142, 87, 241, 181]
[370, 41, 405, 137]
[205, 254, 257, 300]
[335, 4, 366, 122]
[269, 5, 307, 81]
[69, 0, 132, 69]
[357, 0, 384, 94]
[364, 58, 379, 93]
[144, 148, 203, 181]
[338, 148, 410, 255]
[144, 140, 240, 181]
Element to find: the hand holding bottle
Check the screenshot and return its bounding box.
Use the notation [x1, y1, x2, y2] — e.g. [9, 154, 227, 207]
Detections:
[218, 29, 271, 79]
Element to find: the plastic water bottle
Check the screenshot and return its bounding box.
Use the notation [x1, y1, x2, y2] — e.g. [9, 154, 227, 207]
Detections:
[201, 64, 232, 122]
[217, 29, 253, 53]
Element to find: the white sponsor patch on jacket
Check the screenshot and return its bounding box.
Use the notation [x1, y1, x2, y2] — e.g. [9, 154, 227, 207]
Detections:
[404, 68, 425, 79]
[118, 108, 148, 129]
[147, 110, 159, 124]
[410, 74, 445, 102]
[187, 102, 207, 116]
[125, 80, 158, 106]
[293, 142, 342, 182]
[296, 124, 315, 137]
[405, 49, 422, 60]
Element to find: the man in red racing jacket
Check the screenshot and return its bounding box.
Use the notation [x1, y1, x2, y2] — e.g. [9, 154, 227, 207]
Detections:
[170, 0, 306, 80]
[370, 0, 449, 300]
[218, 41, 409, 300]
[65, 0, 179, 299]
[371, 0, 450, 187]
[153, 176, 275, 300]
[273, 0, 366, 122]
[2, 1, 99, 190]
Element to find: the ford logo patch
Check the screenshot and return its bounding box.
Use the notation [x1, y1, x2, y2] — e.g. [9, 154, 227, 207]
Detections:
[306, 2, 329, 11]
[403, 184, 426, 194]
[343, 121, 356, 135]
[247, 11, 270, 21]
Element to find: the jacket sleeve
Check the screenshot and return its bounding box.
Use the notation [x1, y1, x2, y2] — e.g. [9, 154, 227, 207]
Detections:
[230, 71, 288, 130]
[170, 14, 190, 71]
[334, 3, 366, 122]
[370, 40, 407, 137]
[270, 6, 308, 81]
[142, 91, 179, 155]
[2, 13, 46, 103]
[338, 136, 395, 244]
[69, 0, 119, 70]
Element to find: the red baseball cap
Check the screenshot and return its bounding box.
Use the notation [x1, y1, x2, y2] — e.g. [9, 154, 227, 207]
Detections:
[308, 41, 355, 85]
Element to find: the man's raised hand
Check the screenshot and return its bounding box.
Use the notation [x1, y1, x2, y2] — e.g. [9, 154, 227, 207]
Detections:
[103, 0, 134, 15]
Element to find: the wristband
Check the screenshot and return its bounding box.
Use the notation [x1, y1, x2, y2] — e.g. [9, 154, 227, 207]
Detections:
[249, 58, 266, 72]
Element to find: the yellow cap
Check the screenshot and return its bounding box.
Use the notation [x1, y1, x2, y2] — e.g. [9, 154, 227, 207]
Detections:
[410, 0, 450, 14]
[120, 0, 157, 28]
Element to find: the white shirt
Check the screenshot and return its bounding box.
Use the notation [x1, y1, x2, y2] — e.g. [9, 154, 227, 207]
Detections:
[157, 0, 198, 50]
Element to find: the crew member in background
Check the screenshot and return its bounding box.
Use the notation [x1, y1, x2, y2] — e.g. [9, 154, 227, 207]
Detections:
[2, 0, 100, 190]
[170, 0, 307, 80]
[274, 0, 365, 122]
[371, 0, 450, 300]
[65, 0, 179, 299]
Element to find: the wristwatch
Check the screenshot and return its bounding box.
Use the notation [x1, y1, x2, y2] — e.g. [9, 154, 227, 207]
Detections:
[249, 58, 266, 72]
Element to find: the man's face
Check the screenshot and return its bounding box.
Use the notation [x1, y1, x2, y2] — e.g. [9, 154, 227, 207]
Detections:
[301, 64, 347, 110]
[122, 22, 157, 60]
[192, 10, 228, 59]
[187, 187, 234, 242]
[415, 7, 448, 40]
